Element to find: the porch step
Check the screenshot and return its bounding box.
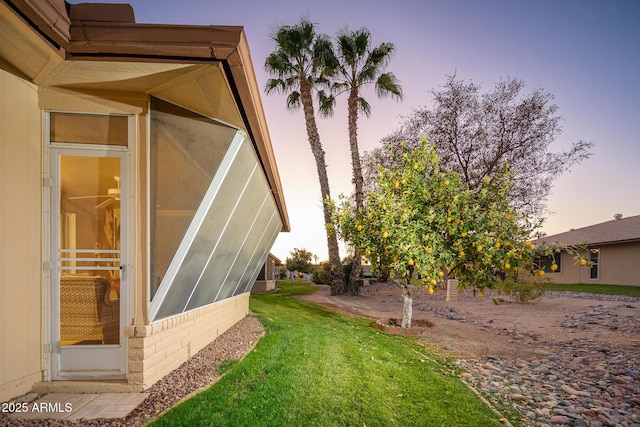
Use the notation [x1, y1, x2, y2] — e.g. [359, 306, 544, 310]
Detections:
[6, 392, 149, 421]
[33, 379, 142, 394]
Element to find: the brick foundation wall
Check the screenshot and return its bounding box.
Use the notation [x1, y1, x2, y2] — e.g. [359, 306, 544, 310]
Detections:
[125, 293, 250, 389]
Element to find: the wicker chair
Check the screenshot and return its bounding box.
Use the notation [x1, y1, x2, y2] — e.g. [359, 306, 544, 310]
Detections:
[60, 276, 120, 344]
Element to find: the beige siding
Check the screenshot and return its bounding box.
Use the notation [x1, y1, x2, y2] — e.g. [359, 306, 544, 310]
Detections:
[597, 243, 640, 286]
[545, 244, 640, 286]
[0, 69, 43, 402]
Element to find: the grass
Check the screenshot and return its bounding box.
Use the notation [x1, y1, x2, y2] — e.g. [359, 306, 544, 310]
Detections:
[150, 281, 504, 427]
[544, 282, 640, 298]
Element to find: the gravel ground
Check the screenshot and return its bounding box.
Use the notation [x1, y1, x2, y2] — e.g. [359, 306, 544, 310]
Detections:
[0, 315, 265, 427]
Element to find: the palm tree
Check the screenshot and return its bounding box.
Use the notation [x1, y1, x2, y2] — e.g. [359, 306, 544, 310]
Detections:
[264, 19, 344, 294]
[322, 27, 403, 294]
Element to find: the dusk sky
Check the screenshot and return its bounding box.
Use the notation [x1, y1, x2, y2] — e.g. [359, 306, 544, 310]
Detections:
[72, 0, 640, 262]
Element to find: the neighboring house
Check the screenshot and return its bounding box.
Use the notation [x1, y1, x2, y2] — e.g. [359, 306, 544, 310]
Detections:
[0, 0, 289, 402]
[532, 214, 640, 286]
[251, 253, 281, 293]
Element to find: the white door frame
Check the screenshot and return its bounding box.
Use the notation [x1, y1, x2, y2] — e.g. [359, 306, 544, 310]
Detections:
[44, 113, 133, 380]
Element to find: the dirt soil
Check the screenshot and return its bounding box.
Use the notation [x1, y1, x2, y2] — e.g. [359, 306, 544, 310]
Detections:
[298, 282, 640, 359]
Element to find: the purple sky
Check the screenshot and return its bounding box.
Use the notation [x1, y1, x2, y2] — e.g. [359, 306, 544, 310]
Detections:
[70, 0, 640, 262]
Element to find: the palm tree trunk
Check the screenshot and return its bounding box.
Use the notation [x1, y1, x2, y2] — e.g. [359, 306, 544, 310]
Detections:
[299, 78, 344, 294]
[345, 88, 364, 295]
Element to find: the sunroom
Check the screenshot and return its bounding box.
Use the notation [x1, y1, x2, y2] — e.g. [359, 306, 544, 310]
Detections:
[0, 0, 288, 398]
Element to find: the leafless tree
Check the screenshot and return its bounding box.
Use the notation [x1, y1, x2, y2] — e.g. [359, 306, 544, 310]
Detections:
[364, 75, 593, 220]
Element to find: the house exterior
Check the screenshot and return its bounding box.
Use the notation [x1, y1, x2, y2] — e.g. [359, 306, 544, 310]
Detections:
[0, 0, 289, 402]
[252, 253, 281, 293]
[532, 214, 640, 286]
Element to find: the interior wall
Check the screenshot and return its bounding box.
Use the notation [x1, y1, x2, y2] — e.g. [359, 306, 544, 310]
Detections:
[0, 69, 43, 402]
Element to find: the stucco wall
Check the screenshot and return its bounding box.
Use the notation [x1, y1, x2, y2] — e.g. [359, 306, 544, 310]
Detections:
[545, 243, 640, 286]
[125, 292, 250, 389]
[0, 69, 43, 402]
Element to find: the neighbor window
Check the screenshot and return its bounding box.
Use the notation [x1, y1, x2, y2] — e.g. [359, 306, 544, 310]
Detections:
[535, 254, 561, 273]
[589, 248, 599, 279]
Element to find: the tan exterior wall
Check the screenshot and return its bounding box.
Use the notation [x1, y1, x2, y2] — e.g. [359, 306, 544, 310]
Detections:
[545, 243, 640, 286]
[0, 69, 43, 402]
[125, 293, 250, 389]
[252, 280, 275, 292]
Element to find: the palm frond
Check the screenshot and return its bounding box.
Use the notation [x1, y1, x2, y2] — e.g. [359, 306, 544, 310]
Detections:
[358, 97, 372, 117]
[314, 34, 339, 76]
[286, 91, 302, 110]
[376, 72, 403, 99]
[317, 90, 336, 117]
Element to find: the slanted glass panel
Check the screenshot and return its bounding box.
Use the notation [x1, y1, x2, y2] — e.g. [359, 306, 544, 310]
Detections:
[150, 132, 283, 321]
[208, 193, 272, 303]
[222, 197, 282, 300]
[184, 169, 266, 309]
[50, 113, 128, 146]
[149, 97, 237, 299]
[153, 139, 255, 318]
[236, 212, 282, 295]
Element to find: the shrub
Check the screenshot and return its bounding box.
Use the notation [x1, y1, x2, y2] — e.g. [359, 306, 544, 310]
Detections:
[312, 261, 331, 284]
[495, 279, 544, 303]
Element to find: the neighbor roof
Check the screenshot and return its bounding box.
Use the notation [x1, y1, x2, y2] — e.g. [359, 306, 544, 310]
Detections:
[534, 214, 640, 247]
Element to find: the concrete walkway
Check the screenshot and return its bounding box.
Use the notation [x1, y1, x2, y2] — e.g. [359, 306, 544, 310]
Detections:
[7, 392, 149, 421]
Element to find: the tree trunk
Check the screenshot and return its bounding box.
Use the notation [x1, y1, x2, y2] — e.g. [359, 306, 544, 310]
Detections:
[401, 293, 413, 328]
[299, 77, 344, 294]
[344, 249, 362, 295]
[344, 87, 363, 295]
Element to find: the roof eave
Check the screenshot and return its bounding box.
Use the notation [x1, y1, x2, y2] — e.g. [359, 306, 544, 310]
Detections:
[66, 22, 243, 62]
[5, 0, 70, 48]
[64, 22, 290, 231]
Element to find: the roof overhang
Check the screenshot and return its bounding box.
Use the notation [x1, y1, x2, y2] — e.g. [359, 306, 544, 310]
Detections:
[0, 0, 289, 231]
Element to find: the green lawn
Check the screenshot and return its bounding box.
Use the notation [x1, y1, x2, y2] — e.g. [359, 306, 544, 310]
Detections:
[150, 281, 504, 426]
[544, 282, 640, 298]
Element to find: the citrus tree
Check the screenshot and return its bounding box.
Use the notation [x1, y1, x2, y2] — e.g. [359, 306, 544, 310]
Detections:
[330, 138, 547, 328]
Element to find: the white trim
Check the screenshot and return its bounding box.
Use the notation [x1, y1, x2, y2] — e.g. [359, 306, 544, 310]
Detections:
[44, 110, 134, 380]
[42, 112, 52, 382]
